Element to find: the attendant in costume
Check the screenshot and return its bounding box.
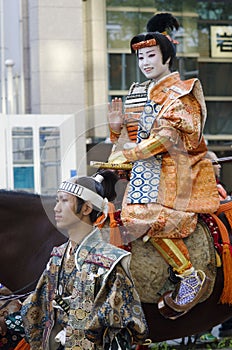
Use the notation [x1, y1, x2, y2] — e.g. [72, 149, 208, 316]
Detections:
[206, 151, 232, 339]
[20, 170, 148, 349]
[197, 151, 232, 344]
[108, 13, 220, 319]
[205, 151, 231, 201]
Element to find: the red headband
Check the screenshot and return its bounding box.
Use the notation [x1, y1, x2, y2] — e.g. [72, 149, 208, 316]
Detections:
[132, 32, 179, 51]
[132, 38, 157, 51]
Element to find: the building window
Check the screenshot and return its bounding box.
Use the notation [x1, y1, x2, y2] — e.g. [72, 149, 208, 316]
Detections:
[12, 127, 34, 191]
[108, 53, 143, 93]
[199, 62, 232, 96]
[107, 10, 152, 49]
[40, 127, 61, 195]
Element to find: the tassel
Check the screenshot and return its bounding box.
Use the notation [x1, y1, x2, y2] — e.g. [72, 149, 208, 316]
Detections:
[215, 250, 222, 267]
[220, 243, 232, 304]
[13, 338, 30, 350]
[94, 213, 105, 229]
[94, 203, 123, 248]
[108, 202, 124, 248]
[211, 212, 232, 304]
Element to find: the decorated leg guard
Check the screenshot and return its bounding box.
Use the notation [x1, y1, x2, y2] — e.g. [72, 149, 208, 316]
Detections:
[149, 237, 210, 319]
[148, 237, 192, 274]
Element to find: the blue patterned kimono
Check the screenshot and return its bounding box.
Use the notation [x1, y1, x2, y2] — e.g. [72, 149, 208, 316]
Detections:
[21, 228, 148, 349]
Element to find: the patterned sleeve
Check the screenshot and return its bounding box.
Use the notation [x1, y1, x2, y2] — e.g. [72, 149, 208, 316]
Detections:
[85, 263, 148, 347]
[20, 272, 48, 347]
[123, 93, 202, 162]
[158, 93, 202, 150]
[19, 245, 65, 348]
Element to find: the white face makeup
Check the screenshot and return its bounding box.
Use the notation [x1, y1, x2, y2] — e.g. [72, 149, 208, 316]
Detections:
[138, 45, 170, 81]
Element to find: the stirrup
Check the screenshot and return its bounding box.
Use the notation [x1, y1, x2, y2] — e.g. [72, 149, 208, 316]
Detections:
[158, 295, 188, 319]
[158, 270, 210, 320]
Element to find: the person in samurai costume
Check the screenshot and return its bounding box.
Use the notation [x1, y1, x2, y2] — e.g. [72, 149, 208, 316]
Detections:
[107, 13, 220, 319]
[19, 170, 148, 349]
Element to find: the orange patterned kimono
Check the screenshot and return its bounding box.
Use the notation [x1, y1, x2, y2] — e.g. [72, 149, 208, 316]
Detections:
[112, 72, 220, 241]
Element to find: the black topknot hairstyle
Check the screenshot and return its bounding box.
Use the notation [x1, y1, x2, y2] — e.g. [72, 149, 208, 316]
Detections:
[146, 12, 180, 33]
[130, 13, 180, 69]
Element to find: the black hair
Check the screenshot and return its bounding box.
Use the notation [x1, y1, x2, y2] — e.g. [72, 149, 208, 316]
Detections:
[130, 32, 176, 69]
[73, 170, 119, 223]
[130, 12, 180, 69]
[146, 12, 180, 33]
[95, 169, 119, 202]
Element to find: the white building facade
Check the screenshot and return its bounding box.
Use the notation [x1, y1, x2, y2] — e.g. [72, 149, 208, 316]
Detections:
[0, 0, 110, 193]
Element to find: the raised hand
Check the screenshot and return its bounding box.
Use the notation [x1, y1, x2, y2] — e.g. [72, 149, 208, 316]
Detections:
[108, 97, 124, 134]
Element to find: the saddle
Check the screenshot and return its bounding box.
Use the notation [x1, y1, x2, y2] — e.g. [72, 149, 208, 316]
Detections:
[129, 218, 216, 303]
[99, 200, 232, 306]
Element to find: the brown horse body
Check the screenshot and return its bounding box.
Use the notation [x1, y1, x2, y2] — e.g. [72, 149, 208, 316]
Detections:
[0, 190, 67, 293]
[0, 190, 232, 343]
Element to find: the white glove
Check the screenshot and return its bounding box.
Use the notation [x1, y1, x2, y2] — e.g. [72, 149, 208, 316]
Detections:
[55, 329, 66, 345]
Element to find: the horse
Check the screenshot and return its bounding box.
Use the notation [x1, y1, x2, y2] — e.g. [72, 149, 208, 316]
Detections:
[1, 189, 232, 347]
[0, 190, 67, 293]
